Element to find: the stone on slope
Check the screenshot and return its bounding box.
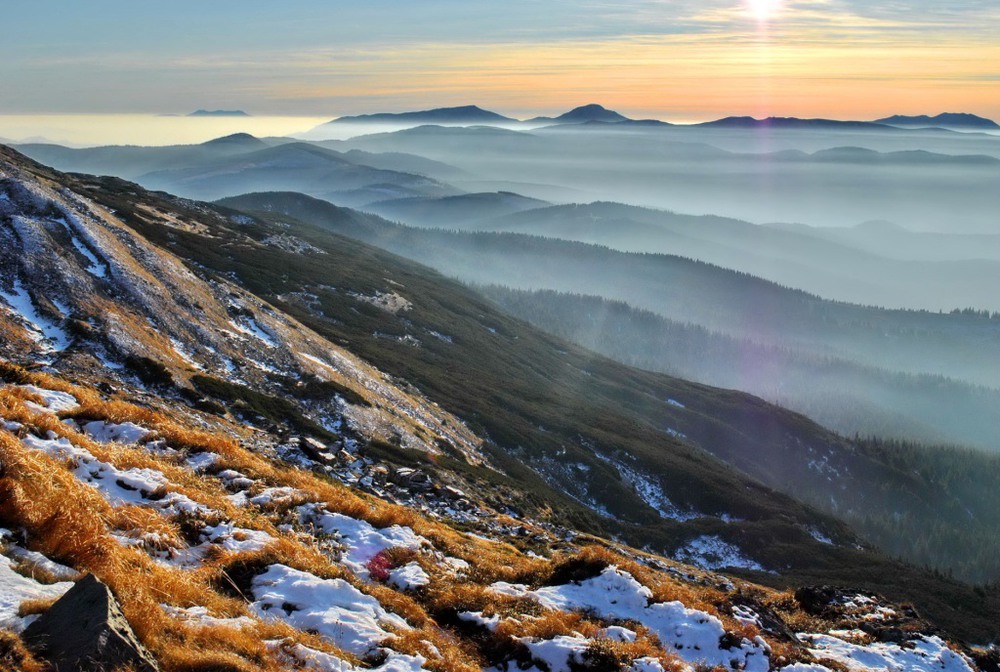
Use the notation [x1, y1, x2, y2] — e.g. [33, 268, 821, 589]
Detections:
[23, 574, 158, 672]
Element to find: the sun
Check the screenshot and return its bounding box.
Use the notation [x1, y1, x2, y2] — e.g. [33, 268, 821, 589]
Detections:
[748, 0, 781, 22]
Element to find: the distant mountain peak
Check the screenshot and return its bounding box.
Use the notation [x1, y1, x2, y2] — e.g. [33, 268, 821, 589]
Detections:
[874, 113, 999, 130]
[200, 132, 265, 147]
[556, 104, 629, 122]
[328, 105, 517, 125]
[530, 104, 631, 125]
[187, 109, 251, 117]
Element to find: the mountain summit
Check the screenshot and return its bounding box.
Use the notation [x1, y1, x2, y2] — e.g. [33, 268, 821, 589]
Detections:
[874, 113, 999, 130]
[328, 105, 517, 125]
[187, 109, 250, 117]
[531, 104, 631, 124]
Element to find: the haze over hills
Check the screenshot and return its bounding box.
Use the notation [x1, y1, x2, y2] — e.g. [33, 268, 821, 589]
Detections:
[366, 191, 550, 226]
[362, 198, 1000, 312]
[15, 138, 464, 206]
[771, 219, 1000, 263]
[221, 190, 1000, 450]
[20, 119, 1000, 232]
[333, 123, 1000, 231]
[696, 116, 893, 131]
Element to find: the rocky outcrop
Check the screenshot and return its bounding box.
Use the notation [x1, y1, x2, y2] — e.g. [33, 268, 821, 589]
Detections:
[23, 574, 158, 672]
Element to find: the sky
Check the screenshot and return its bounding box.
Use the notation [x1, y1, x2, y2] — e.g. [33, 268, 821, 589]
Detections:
[2, 0, 999, 121]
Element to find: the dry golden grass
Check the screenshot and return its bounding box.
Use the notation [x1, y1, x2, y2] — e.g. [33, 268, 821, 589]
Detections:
[584, 637, 687, 672]
[0, 321, 38, 355]
[0, 629, 44, 672]
[0, 364, 794, 672]
[16, 598, 57, 618]
[0, 423, 337, 671]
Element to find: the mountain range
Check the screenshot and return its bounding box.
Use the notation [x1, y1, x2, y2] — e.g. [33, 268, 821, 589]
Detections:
[307, 104, 999, 133]
[875, 113, 999, 130]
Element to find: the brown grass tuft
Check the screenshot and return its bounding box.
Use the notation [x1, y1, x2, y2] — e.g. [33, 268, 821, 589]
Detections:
[0, 630, 44, 672]
[16, 597, 57, 618]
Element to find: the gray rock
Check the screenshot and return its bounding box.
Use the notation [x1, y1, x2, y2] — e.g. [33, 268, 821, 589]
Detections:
[390, 467, 433, 491]
[301, 437, 327, 453]
[24, 573, 158, 672]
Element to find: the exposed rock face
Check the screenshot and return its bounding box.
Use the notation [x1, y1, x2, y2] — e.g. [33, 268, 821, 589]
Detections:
[23, 574, 158, 672]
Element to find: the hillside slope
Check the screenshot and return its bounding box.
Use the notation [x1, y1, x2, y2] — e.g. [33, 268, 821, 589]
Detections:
[2, 147, 1000, 643]
[220, 192, 1000, 451]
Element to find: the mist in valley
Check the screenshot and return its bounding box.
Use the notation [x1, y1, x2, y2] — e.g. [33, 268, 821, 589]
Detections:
[13, 114, 1000, 457]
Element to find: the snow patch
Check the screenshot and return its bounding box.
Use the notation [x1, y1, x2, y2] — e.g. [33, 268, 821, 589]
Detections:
[231, 318, 279, 347]
[519, 634, 590, 672]
[0, 556, 74, 632]
[800, 633, 975, 672]
[299, 505, 429, 579]
[674, 535, 765, 572]
[492, 566, 769, 672]
[82, 420, 153, 445]
[12, 385, 79, 412]
[595, 454, 699, 521]
[387, 562, 430, 590]
[252, 564, 410, 657]
[52, 216, 107, 278]
[23, 431, 208, 515]
[458, 610, 502, 631]
[0, 277, 71, 351]
[161, 604, 254, 629]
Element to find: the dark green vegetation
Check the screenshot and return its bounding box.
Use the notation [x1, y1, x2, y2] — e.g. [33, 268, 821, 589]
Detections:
[457, 285, 1000, 583]
[849, 437, 1000, 584]
[6, 149, 997, 640]
[190, 374, 335, 439]
[220, 192, 1000, 451]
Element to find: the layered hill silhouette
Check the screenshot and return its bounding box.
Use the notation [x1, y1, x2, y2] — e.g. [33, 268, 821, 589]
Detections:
[222, 191, 1000, 450]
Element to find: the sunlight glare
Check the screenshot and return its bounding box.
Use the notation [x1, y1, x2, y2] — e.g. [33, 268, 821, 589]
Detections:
[748, 0, 782, 22]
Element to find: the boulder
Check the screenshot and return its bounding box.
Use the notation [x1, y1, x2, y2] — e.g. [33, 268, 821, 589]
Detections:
[391, 467, 433, 491]
[24, 574, 158, 672]
[301, 437, 327, 453]
[441, 485, 467, 500]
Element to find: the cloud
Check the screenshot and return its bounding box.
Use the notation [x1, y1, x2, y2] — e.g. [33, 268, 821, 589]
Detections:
[1, 1, 998, 117]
